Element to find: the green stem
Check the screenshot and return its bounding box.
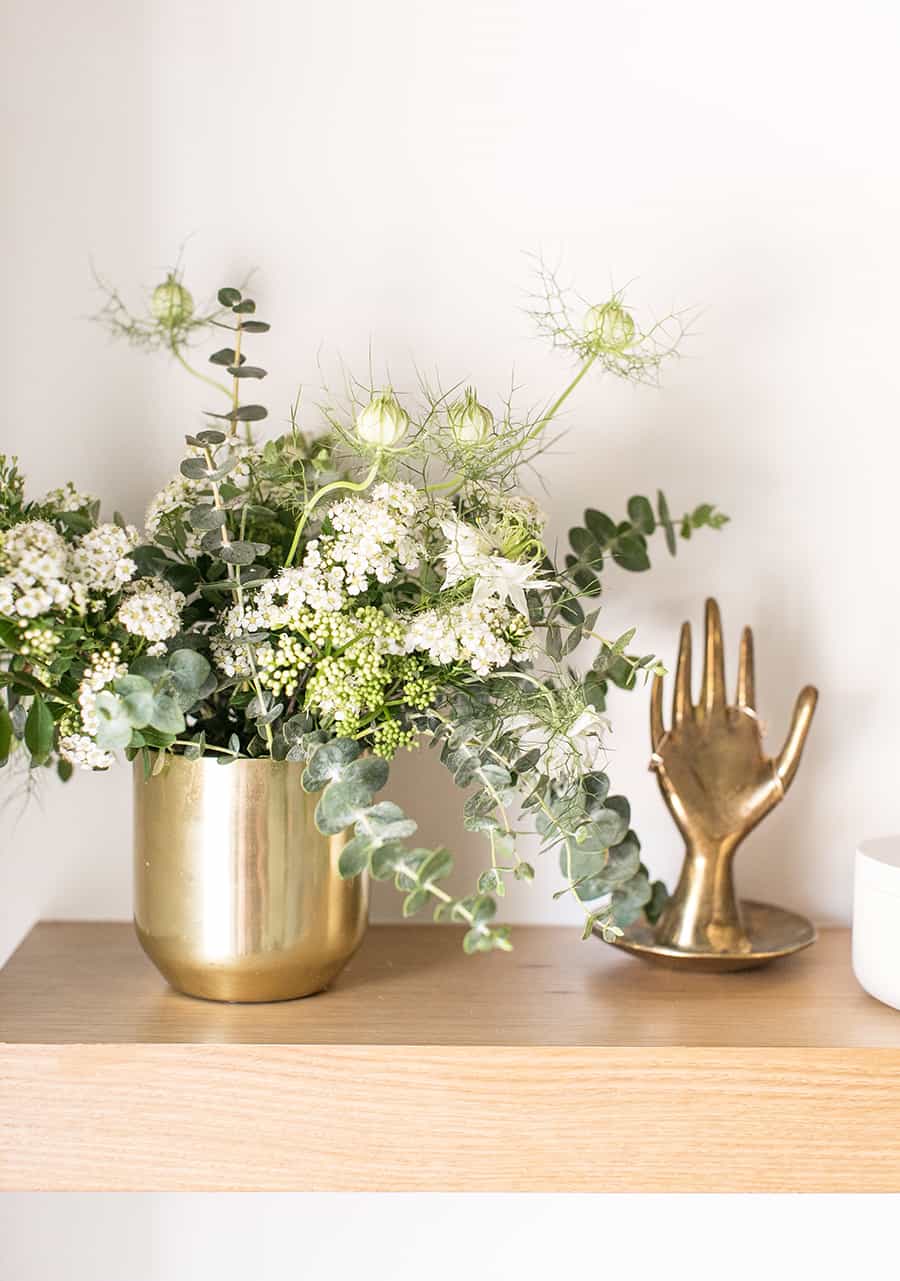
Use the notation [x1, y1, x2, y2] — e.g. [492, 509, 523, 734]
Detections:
[173, 739, 239, 757]
[171, 342, 231, 399]
[284, 460, 381, 568]
[491, 353, 598, 470]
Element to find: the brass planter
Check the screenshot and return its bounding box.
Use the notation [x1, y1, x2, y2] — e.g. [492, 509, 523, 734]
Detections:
[133, 756, 369, 1002]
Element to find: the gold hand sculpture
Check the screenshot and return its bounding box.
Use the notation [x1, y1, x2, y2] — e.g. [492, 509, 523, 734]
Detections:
[645, 599, 818, 962]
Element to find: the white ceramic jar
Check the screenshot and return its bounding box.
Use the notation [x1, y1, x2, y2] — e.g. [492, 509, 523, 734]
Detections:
[853, 836, 900, 1011]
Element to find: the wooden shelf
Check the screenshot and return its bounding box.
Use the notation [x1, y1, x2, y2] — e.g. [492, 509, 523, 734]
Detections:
[2, 922, 899, 1191]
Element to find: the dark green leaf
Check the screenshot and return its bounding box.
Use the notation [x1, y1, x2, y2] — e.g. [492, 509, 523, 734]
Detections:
[0, 702, 12, 761]
[239, 320, 270, 333]
[232, 299, 256, 313]
[24, 696, 54, 764]
[657, 490, 676, 556]
[627, 495, 656, 534]
[180, 458, 209, 481]
[217, 287, 242, 306]
[645, 878, 669, 924]
[209, 348, 244, 367]
[584, 509, 618, 545]
[612, 535, 650, 573]
[217, 541, 261, 566]
[228, 365, 267, 379]
[188, 505, 227, 531]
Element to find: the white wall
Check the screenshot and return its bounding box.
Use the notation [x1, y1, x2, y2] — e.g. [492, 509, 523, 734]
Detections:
[4, 0, 898, 1265]
[0, 1193, 894, 1281]
[4, 0, 900, 960]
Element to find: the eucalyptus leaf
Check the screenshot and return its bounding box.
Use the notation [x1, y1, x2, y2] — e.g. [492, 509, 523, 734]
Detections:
[188, 505, 227, 531]
[93, 691, 133, 752]
[344, 756, 389, 793]
[338, 836, 374, 879]
[111, 675, 154, 727]
[302, 738, 361, 790]
[314, 778, 373, 835]
[149, 693, 185, 736]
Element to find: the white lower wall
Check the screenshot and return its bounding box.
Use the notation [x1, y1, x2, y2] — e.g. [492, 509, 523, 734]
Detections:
[0, 1194, 895, 1281]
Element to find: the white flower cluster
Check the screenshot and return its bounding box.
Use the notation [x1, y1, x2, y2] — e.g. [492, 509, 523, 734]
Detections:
[57, 733, 116, 771]
[59, 643, 127, 771]
[42, 482, 97, 513]
[213, 482, 429, 680]
[210, 634, 254, 680]
[0, 519, 138, 621]
[405, 599, 527, 677]
[0, 520, 71, 618]
[116, 577, 185, 654]
[326, 482, 426, 595]
[145, 474, 204, 556]
[69, 523, 139, 594]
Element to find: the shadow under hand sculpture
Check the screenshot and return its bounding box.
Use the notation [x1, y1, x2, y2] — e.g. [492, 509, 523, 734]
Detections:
[613, 599, 818, 972]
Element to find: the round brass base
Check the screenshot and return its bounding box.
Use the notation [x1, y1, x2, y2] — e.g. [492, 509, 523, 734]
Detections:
[600, 899, 817, 972]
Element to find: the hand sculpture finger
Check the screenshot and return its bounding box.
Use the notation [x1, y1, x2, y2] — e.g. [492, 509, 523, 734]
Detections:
[736, 626, 755, 708]
[650, 672, 665, 750]
[673, 621, 693, 726]
[774, 685, 818, 792]
[701, 598, 726, 715]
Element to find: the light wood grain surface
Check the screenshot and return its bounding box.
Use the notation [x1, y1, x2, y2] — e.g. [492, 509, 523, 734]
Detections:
[2, 923, 900, 1191]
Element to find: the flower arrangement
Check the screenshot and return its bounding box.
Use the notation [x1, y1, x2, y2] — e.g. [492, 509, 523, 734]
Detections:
[0, 262, 726, 952]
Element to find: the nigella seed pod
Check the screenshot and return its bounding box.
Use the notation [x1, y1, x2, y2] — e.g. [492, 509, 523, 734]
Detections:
[584, 300, 635, 353]
[448, 388, 493, 446]
[355, 391, 409, 448]
[151, 276, 195, 328]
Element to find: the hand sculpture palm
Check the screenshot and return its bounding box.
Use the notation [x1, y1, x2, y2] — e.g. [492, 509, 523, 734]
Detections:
[649, 600, 817, 954]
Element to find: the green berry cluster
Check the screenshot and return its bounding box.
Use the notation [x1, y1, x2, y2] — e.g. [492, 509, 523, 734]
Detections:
[256, 635, 313, 698]
[370, 720, 417, 758]
[17, 617, 60, 660]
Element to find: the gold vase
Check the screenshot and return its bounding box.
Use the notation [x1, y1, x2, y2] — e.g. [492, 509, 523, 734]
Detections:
[133, 756, 369, 1002]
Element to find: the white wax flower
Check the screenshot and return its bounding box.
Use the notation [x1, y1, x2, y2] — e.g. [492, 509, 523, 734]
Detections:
[439, 518, 548, 617]
[448, 389, 493, 445]
[584, 300, 635, 353]
[356, 391, 409, 448]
